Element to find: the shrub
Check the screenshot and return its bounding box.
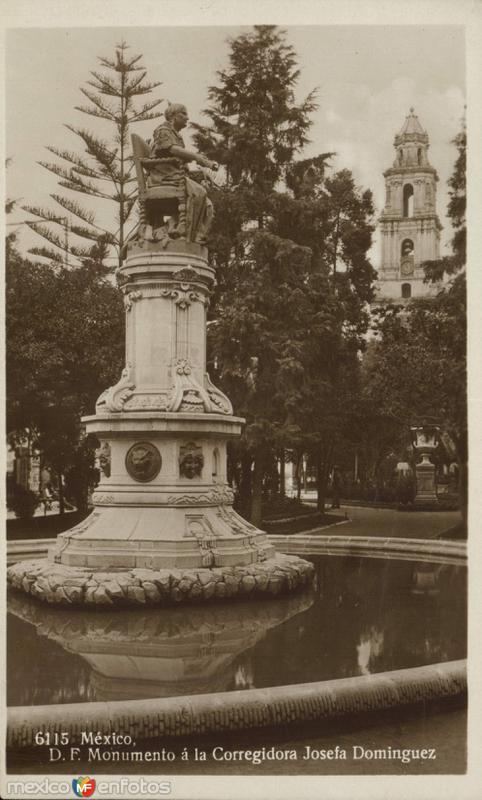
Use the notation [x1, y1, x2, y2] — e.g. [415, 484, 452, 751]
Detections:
[396, 474, 416, 505]
[8, 484, 40, 518]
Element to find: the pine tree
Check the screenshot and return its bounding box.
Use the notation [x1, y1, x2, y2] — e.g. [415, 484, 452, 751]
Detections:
[190, 27, 318, 522]
[194, 26, 376, 523]
[23, 41, 162, 268]
[193, 25, 317, 228]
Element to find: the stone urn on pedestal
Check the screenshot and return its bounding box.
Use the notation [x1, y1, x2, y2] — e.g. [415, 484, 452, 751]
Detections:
[411, 424, 440, 506]
[8, 103, 314, 607]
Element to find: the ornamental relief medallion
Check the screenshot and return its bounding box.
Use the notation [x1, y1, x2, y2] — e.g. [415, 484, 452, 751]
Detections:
[125, 441, 162, 483]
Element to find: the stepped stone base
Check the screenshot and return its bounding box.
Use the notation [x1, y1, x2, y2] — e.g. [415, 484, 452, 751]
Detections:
[48, 500, 276, 570]
[7, 553, 315, 607]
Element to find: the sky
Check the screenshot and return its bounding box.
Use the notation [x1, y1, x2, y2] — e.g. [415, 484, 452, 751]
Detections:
[6, 24, 465, 267]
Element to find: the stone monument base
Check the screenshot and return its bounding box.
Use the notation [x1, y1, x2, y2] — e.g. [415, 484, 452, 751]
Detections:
[414, 454, 439, 506]
[7, 240, 318, 609]
[7, 553, 315, 607]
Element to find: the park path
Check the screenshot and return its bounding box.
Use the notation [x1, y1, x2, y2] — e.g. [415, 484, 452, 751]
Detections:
[319, 504, 461, 540]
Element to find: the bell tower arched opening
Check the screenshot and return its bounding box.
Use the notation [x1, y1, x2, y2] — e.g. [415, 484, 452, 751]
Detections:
[401, 283, 411, 299]
[403, 184, 414, 217]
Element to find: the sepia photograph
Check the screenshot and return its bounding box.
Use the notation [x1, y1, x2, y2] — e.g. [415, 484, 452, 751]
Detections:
[2, 1, 480, 799]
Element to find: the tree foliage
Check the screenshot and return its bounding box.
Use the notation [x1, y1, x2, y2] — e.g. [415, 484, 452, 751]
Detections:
[195, 26, 376, 520]
[6, 241, 125, 509]
[193, 26, 317, 197]
[423, 120, 466, 281]
[23, 41, 163, 267]
[364, 121, 467, 514]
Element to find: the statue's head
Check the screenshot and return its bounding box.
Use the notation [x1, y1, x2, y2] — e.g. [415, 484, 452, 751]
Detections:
[179, 441, 204, 479]
[165, 103, 188, 131]
[98, 441, 111, 478]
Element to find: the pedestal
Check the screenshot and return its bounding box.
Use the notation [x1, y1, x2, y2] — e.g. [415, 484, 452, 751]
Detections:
[414, 453, 438, 505]
[8, 241, 314, 605]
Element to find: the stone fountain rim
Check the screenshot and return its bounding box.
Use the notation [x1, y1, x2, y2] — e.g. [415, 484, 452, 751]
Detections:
[7, 533, 468, 568]
[6, 659, 466, 748]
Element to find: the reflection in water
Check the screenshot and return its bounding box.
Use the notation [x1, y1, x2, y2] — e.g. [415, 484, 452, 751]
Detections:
[234, 662, 255, 690]
[411, 563, 444, 596]
[7, 589, 313, 706]
[357, 627, 384, 675]
[7, 556, 466, 707]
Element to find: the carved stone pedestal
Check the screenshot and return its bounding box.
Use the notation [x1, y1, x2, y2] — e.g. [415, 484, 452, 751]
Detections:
[414, 454, 438, 506]
[8, 241, 314, 605]
[411, 424, 439, 507]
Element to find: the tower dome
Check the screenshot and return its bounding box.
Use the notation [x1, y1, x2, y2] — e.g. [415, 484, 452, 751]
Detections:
[393, 108, 431, 169]
[397, 107, 428, 139]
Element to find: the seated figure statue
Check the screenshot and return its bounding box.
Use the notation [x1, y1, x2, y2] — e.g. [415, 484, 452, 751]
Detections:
[133, 103, 217, 247]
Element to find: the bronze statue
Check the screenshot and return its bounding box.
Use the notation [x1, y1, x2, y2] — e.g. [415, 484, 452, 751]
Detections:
[129, 103, 218, 249]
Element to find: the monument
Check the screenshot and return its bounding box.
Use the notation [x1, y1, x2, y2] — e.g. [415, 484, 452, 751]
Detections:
[8, 104, 313, 606]
[411, 423, 440, 506]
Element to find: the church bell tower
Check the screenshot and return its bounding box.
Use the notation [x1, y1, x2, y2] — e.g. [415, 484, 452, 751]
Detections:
[376, 109, 442, 302]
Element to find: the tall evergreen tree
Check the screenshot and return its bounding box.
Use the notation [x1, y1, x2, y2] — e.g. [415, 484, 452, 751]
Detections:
[191, 27, 318, 522]
[195, 26, 376, 522]
[23, 41, 162, 268]
[193, 25, 317, 228]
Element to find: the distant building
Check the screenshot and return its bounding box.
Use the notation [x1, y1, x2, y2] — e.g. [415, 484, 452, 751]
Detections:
[375, 108, 442, 303]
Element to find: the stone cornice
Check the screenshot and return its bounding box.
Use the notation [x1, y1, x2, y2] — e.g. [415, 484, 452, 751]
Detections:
[384, 166, 438, 179]
[378, 212, 442, 228]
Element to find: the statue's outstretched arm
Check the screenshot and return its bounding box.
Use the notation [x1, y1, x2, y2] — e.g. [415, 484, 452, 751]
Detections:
[169, 145, 217, 171]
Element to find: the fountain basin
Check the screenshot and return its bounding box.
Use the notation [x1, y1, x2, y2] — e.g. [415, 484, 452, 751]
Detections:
[7, 548, 466, 751]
